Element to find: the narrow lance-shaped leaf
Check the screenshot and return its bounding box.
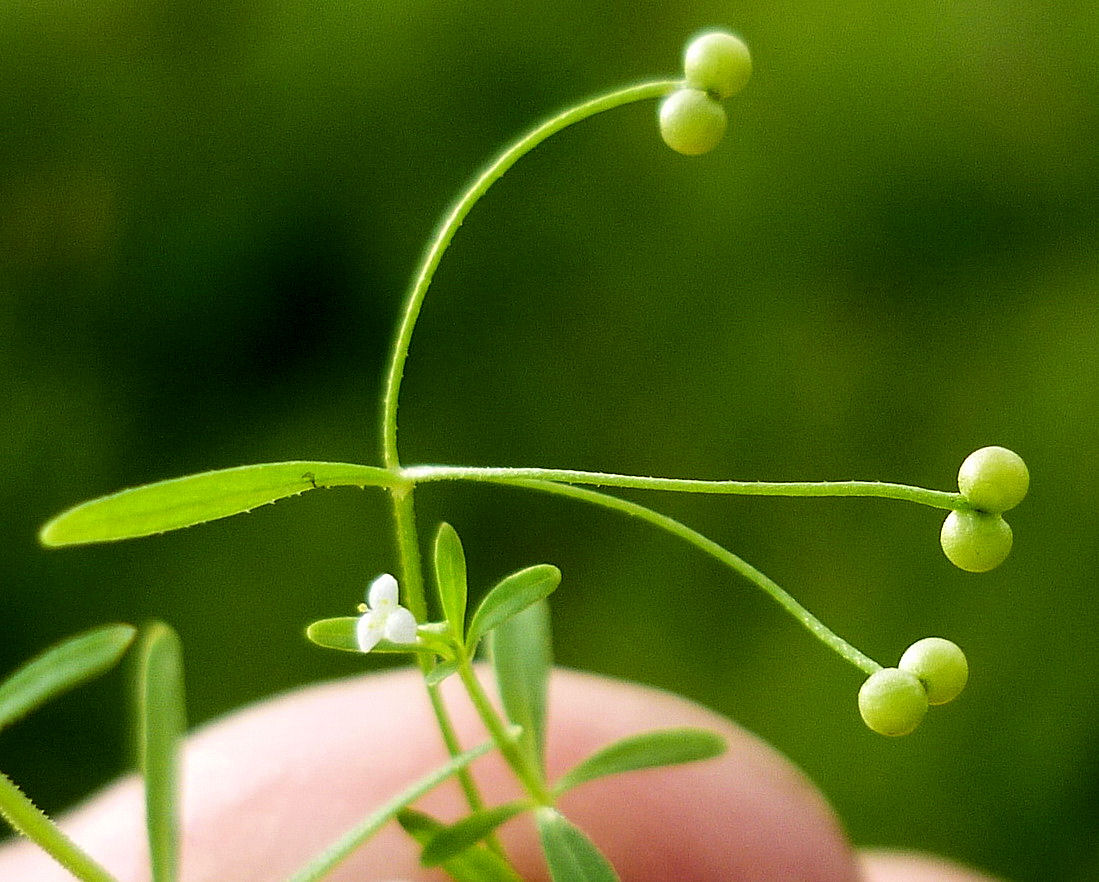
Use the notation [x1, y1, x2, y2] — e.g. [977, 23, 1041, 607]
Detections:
[285, 739, 498, 882]
[466, 564, 560, 651]
[535, 807, 620, 882]
[397, 810, 523, 882]
[420, 800, 530, 866]
[433, 522, 469, 638]
[491, 600, 552, 772]
[40, 461, 397, 547]
[554, 728, 726, 795]
[134, 623, 186, 882]
[0, 624, 136, 733]
[305, 618, 445, 657]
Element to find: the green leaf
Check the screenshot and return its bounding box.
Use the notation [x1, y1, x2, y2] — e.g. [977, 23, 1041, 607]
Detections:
[425, 659, 460, 687]
[466, 564, 560, 651]
[285, 740, 496, 882]
[0, 774, 117, 882]
[433, 522, 469, 637]
[420, 801, 529, 866]
[535, 807, 620, 882]
[490, 600, 552, 772]
[305, 617, 443, 656]
[554, 728, 726, 794]
[133, 623, 186, 882]
[0, 624, 136, 733]
[40, 461, 397, 546]
[398, 809, 523, 882]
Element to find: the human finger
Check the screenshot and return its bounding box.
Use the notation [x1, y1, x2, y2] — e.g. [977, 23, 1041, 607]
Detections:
[0, 667, 861, 881]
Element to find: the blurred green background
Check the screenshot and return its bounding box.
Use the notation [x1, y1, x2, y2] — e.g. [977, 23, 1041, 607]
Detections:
[2, 1, 1098, 879]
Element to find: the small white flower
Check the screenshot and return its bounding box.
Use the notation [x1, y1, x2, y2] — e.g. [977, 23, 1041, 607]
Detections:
[356, 573, 418, 652]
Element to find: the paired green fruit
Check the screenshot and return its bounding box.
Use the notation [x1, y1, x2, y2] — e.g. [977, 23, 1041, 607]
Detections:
[860, 637, 968, 735]
[660, 30, 751, 156]
[941, 446, 1027, 571]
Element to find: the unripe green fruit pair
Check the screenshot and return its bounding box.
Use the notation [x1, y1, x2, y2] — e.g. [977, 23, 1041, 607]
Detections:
[659, 31, 751, 156]
[940, 446, 1027, 572]
[859, 637, 967, 736]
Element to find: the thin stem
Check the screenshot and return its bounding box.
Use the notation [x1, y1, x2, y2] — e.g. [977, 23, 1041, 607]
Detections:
[430, 476, 883, 675]
[0, 773, 118, 882]
[456, 662, 553, 806]
[379, 78, 682, 469]
[403, 465, 966, 511]
[388, 488, 493, 826]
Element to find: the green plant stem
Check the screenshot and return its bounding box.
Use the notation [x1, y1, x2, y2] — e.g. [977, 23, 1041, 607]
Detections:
[403, 465, 966, 510]
[377, 77, 681, 865]
[0, 773, 118, 882]
[456, 661, 553, 806]
[379, 78, 682, 470]
[436, 476, 883, 676]
[389, 487, 494, 828]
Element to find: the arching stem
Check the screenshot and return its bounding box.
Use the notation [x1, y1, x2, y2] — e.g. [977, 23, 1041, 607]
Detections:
[379, 78, 681, 471]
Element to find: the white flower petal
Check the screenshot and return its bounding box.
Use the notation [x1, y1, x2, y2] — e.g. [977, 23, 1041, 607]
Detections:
[367, 573, 399, 611]
[355, 612, 384, 652]
[384, 606, 418, 644]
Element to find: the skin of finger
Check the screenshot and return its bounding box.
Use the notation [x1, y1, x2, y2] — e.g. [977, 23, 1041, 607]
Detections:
[859, 850, 1003, 882]
[0, 667, 862, 881]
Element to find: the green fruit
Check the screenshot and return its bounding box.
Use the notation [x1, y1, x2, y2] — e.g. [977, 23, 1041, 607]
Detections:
[899, 637, 968, 705]
[858, 668, 929, 736]
[940, 509, 1013, 572]
[683, 31, 752, 99]
[659, 88, 727, 156]
[958, 446, 1029, 513]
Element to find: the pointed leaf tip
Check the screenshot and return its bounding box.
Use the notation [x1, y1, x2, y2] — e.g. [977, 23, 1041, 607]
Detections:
[0, 624, 137, 732]
[466, 564, 560, 651]
[433, 522, 469, 637]
[554, 728, 725, 794]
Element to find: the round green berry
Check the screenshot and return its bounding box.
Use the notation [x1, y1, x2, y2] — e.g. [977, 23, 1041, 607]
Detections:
[659, 88, 727, 156]
[858, 668, 929, 737]
[957, 446, 1029, 513]
[940, 509, 1013, 572]
[898, 637, 968, 705]
[683, 31, 752, 99]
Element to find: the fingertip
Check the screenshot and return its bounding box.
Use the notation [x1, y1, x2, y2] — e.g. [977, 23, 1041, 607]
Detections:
[859, 849, 1003, 882]
[0, 668, 864, 882]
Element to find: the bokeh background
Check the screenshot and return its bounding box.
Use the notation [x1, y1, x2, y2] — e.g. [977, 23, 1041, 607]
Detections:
[3, 1, 1098, 879]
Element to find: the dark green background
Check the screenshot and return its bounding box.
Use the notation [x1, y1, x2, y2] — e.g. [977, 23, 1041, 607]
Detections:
[3, 2, 1097, 879]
